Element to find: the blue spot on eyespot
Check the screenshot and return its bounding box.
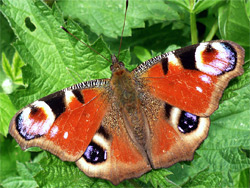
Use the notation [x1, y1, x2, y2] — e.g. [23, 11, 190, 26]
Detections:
[178, 111, 199, 133]
[83, 142, 107, 164]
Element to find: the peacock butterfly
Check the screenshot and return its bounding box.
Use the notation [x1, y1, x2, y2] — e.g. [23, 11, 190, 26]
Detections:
[9, 1, 245, 186]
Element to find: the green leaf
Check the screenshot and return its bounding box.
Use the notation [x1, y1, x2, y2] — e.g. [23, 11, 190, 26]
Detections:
[0, 137, 31, 183]
[1, 0, 116, 109]
[167, 0, 190, 11]
[17, 161, 41, 179]
[1, 162, 40, 188]
[0, 12, 15, 61]
[1, 51, 25, 89]
[246, 0, 250, 18]
[112, 23, 189, 55]
[57, 0, 180, 38]
[35, 153, 94, 187]
[139, 169, 177, 187]
[1, 53, 14, 80]
[232, 167, 250, 188]
[164, 44, 181, 53]
[193, 0, 221, 14]
[133, 46, 151, 62]
[218, 0, 250, 47]
[0, 93, 16, 136]
[183, 169, 226, 187]
[12, 52, 25, 84]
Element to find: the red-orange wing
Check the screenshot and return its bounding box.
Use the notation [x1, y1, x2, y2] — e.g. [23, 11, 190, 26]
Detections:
[145, 101, 210, 168]
[134, 40, 244, 116]
[133, 40, 244, 169]
[9, 79, 110, 161]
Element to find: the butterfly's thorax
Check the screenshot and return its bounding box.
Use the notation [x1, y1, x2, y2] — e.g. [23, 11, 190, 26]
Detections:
[110, 65, 147, 146]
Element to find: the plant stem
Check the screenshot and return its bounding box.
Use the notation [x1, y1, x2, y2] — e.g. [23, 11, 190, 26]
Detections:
[205, 20, 218, 41]
[189, 0, 198, 44]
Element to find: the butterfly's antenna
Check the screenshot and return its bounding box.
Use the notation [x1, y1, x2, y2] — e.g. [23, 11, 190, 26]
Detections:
[60, 26, 112, 63]
[117, 0, 129, 61]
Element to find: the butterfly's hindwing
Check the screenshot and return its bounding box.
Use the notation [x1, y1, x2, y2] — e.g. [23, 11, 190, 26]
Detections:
[143, 98, 210, 169]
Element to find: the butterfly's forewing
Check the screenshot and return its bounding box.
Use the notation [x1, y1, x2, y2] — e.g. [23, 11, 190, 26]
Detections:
[134, 40, 244, 168]
[135, 40, 245, 116]
[9, 79, 110, 161]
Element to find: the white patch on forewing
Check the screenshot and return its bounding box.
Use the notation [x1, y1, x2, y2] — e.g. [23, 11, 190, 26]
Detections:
[63, 131, 68, 139]
[65, 90, 75, 106]
[20, 101, 55, 137]
[196, 86, 203, 93]
[195, 43, 207, 67]
[199, 74, 212, 84]
[195, 42, 229, 75]
[168, 52, 181, 66]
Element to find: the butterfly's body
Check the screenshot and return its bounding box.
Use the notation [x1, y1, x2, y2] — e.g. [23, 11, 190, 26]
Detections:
[9, 40, 245, 185]
[110, 55, 149, 146]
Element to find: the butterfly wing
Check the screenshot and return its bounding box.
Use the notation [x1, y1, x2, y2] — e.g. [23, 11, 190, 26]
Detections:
[76, 101, 151, 185]
[9, 79, 110, 161]
[134, 40, 245, 116]
[134, 40, 244, 168]
[143, 96, 210, 168]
